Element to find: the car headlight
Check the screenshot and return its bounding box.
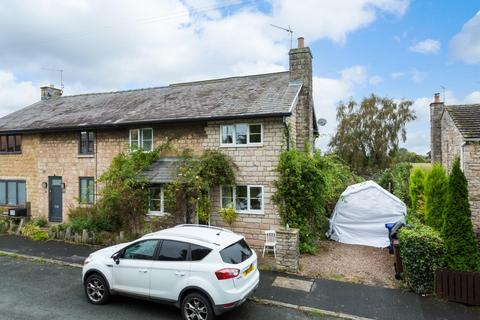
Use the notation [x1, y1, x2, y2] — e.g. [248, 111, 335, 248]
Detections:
[84, 254, 93, 265]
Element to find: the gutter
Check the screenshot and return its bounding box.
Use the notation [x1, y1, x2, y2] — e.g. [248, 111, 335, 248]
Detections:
[0, 112, 292, 135]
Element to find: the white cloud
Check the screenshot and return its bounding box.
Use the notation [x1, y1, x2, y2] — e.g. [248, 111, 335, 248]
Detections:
[450, 12, 480, 64]
[390, 69, 427, 83]
[0, 71, 37, 117]
[369, 75, 383, 85]
[272, 0, 409, 44]
[409, 38, 441, 54]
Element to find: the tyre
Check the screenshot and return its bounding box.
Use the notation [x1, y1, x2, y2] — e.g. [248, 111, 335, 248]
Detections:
[181, 292, 214, 320]
[84, 273, 110, 305]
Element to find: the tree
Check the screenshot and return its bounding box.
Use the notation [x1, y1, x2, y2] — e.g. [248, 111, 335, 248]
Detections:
[393, 148, 428, 164]
[374, 162, 412, 207]
[409, 167, 426, 220]
[443, 158, 480, 272]
[329, 94, 415, 176]
[424, 164, 448, 231]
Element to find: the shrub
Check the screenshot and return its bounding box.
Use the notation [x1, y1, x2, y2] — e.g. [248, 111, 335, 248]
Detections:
[32, 217, 48, 228]
[70, 215, 95, 234]
[374, 162, 412, 207]
[424, 164, 448, 231]
[21, 223, 50, 241]
[409, 167, 426, 221]
[31, 230, 49, 241]
[318, 154, 363, 214]
[0, 219, 8, 233]
[197, 194, 211, 225]
[443, 158, 480, 272]
[219, 207, 237, 227]
[273, 149, 327, 254]
[398, 223, 445, 294]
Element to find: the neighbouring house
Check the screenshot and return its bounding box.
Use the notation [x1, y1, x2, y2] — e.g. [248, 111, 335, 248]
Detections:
[430, 93, 480, 229]
[0, 37, 317, 247]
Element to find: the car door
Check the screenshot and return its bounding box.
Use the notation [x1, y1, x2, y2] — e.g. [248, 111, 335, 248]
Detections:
[150, 240, 191, 300]
[111, 239, 160, 297]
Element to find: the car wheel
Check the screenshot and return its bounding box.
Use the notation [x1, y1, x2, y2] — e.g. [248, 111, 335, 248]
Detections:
[84, 274, 110, 305]
[181, 292, 214, 320]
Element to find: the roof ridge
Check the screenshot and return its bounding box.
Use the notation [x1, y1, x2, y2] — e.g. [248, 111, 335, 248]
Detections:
[170, 71, 289, 87]
[61, 71, 289, 98]
[446, 104, 480, 108]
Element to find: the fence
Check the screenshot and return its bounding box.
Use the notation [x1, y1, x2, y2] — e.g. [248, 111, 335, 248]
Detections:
[435, 268, 480, 305]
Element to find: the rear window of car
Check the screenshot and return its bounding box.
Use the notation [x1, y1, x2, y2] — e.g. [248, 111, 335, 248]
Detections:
[220, 239, 252, 264]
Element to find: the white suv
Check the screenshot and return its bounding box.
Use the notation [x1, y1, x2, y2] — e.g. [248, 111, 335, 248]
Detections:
[82, 225, 259, 320]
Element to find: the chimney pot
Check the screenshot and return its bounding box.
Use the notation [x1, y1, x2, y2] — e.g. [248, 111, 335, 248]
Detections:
[297, 37, 304, 48]
[434, 93, 441, 103]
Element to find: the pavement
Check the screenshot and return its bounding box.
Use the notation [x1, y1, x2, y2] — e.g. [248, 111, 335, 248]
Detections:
[1, 234, 480, 320]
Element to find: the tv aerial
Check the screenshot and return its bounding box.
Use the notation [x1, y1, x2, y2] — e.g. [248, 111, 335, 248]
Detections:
[270, 24, 294, 48]
[41, 68, 64, 90]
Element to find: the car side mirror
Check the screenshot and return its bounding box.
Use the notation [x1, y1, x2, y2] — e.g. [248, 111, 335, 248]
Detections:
[112, 252, 121, 265]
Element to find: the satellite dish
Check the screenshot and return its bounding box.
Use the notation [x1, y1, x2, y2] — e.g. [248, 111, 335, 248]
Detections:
[317, 118, 327, 127]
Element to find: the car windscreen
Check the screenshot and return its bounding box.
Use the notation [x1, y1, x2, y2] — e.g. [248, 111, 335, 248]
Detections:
[220, 239, 252, 264]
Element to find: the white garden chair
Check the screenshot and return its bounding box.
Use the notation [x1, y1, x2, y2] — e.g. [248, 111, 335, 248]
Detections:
[263, 230, 277, 258]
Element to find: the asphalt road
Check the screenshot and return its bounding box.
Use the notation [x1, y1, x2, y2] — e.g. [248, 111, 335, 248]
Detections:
[0, 256, 334, 320]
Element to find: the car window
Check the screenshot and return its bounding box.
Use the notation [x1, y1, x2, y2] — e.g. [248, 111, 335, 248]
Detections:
[158, 240, 189, 261]
[122, 240, 159, 260]
[220, 239, 252, 264]
[191, 244, 212, 261]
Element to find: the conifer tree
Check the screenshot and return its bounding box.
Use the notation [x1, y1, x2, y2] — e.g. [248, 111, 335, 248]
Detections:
[443, 158, 480, 271]
[424, 164, 448, 231]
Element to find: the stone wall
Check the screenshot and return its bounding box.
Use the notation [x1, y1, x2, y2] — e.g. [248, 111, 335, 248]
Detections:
[440, 111, 480, 228]
[205, 117, 285, 248]
[275, 228, 300, 273]
[0, 118, 289, 245]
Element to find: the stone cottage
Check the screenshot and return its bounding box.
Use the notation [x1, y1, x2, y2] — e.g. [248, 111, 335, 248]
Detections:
[0, 37, 317, 247]
[430, 93, 480, 229]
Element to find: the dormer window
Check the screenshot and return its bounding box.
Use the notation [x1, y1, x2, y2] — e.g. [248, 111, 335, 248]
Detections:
[0, 134, 21, 154]
[220, 124, 262, 147]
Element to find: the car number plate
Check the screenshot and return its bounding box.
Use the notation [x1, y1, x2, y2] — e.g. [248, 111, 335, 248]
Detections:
[243, 263, 255, 277]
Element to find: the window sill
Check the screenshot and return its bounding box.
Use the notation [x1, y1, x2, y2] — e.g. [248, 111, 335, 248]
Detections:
[147, 211, 171, 217]
[219, 144, 263, 148]
[0, 152, 22, 155]
[78, 154, 95, 158]
[222, 210, 264, 215]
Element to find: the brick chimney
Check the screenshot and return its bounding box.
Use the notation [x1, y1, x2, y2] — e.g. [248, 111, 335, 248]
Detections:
[289, 37, 314, 150]
[41, 85, 63, 101]
[430, 93, 444, 164]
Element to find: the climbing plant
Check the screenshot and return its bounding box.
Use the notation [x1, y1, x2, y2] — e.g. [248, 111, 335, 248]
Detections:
[165, 150, 236, 224]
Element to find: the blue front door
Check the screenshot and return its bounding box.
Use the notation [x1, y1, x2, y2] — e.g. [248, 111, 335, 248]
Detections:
[49, 176, 63, 222]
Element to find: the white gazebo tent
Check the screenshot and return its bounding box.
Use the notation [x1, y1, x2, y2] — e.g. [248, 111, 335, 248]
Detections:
[326, 180, 407, 248]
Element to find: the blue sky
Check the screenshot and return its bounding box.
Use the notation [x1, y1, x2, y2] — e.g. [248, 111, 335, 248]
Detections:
[0, 1, 479, 154]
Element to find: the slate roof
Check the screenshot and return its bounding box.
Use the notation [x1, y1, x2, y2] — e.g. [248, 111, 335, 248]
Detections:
[141, 157, 181, 183]
[0, 72, 302, 134]
[446, 104, 480, 140]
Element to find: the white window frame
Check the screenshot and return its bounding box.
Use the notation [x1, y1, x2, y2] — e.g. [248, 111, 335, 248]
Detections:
[220, 185, 264, 214]
[148, 186, 168, 216]
[219, 123, 263, 147]
[129, 128, 154, 152]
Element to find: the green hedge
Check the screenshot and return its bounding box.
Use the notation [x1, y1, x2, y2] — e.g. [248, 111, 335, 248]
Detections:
[398, 223, 444, 294]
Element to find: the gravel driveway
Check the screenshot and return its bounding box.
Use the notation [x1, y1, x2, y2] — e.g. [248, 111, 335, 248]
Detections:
[299, 240, 399, 288]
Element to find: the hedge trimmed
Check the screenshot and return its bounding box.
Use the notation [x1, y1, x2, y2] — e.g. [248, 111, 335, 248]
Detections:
[398, 223, 444, 294]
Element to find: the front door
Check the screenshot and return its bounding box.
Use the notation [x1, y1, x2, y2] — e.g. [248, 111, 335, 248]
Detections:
[49, 176, 63, 222]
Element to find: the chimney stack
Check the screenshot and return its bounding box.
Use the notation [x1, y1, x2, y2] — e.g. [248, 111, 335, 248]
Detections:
[289, 37, 314, 150]
[41, 85, 63, 101]
[430, 92, 445, 164]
